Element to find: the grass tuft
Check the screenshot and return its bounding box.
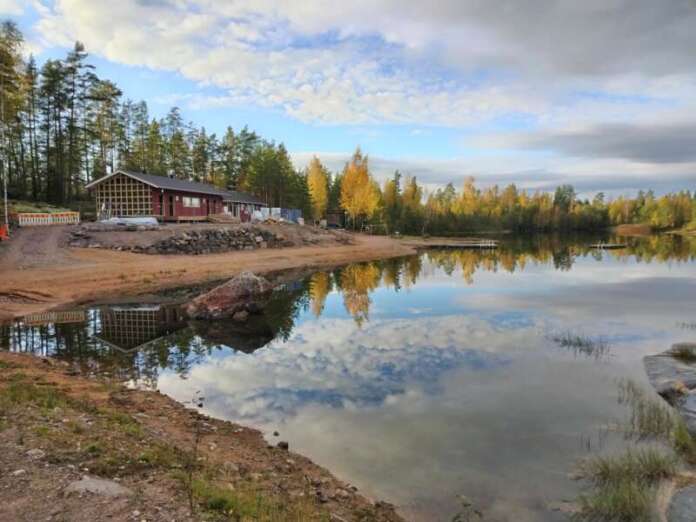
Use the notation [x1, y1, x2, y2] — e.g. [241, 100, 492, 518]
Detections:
[577, 448, 676, 487]
[573, 449, 675, 522]
[549, 331, 610, 359]
[189, 478, 326, 521]
[574, 478, 654, 522]
[671, 345, 696, 363]
[618, 379, 676, 440]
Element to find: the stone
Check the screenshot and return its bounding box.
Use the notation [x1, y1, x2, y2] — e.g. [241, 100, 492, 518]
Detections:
[644, 343, 696, 436]
[26, 449, 46, 460]
[232, 310, 249, 322]
[669, 485, 696, 522]
[334, 488, 350, 500]
[223, 461, 239, 473]
[12, 469, 26, 476]
[277, 441, 289, 450]
[186, 272, 274, 320]
[64, 476, 134, 498]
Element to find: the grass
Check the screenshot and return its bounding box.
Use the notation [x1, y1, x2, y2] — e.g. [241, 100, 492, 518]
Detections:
[577, 448, 676, 487]
[671, 345, 696, 363]
[618, 379, 676, 440]
[574, 478, 655, 522]
[0, 361, 333, 522]
[189, 478, 328, 522]
[0, 378, 69, 411]
[549, 331, 610, 359]
[573, 449, 676, 522]
[7, 199, 71, 214]
[574, 380, 696, 521]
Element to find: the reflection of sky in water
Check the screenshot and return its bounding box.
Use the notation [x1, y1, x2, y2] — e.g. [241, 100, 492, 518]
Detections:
[155, 250, 696, 521]
[3, 242, 694, 521]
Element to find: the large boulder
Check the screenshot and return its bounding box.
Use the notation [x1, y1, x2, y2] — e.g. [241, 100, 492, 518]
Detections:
[186, 272, 274, 320]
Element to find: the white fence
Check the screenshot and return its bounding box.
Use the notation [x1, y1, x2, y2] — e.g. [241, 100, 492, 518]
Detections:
[17, 212, 81, 227]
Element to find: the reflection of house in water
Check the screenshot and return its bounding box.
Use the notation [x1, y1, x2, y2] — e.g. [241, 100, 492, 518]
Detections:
[96, 305, 187, 352]
[22, 310, 87, 326]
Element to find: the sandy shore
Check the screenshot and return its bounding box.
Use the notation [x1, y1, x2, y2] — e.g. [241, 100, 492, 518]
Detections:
[0, 226, 422, 321]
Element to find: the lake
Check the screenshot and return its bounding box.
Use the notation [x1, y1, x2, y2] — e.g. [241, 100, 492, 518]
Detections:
[3, 234, 696, 521]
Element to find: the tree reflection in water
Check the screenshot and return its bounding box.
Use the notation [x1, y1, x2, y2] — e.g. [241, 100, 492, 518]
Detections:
[1, 233, 693, 385]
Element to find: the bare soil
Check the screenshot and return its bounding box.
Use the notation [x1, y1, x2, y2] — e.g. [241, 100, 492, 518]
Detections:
[0, 352, 403, 522]
[0, 225, 418, 321]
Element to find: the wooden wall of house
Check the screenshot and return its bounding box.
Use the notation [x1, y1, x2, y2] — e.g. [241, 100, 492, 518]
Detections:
[151, 189, 223, 220]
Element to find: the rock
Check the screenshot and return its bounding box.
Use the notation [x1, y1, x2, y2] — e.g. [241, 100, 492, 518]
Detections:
[26, 449, 46, 460]
[334, 488, 350, 500]
[669, 485, 696, 522]
[12, 469, 26, 476]
[64, 476, 134, 498]
[232, 310, 249, 322]
[273, 431, 279, 437]
[186, 272, 274, 319]
[277, 441, 289, 450]
[255, 236, 264, 243]
[644, 343, 696, 436]
[547, 501, 580, 514]
[223, 461, 239, 473]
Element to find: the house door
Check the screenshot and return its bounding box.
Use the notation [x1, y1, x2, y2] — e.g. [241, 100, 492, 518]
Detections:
[159, 194, 163, 217]
[168, 195, 175, 217]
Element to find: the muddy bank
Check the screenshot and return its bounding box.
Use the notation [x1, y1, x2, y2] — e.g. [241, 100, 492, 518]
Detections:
[0, 351, 403, 522]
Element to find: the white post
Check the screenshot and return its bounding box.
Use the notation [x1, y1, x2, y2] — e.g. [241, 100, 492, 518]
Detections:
[1, 71, 9, 237]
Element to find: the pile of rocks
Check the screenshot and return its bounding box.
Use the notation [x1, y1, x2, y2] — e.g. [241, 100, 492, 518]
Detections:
[140, 228, 289, 255]
[67, 226, 292, 255]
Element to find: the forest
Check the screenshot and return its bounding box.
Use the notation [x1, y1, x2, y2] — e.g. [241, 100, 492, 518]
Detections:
[1, 21, 694, 235]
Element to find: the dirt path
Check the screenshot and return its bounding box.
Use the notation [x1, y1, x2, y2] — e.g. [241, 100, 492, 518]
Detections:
[0, 229, 416, 321]
[0, 226, 75, 269]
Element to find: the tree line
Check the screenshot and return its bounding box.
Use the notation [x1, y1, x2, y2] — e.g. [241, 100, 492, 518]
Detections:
[1, 21, 694, 233]
[305, 149, 695, 234]
[0, 22, 311, 214]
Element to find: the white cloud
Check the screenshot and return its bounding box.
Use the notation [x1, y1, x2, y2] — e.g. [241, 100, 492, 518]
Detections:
[30, 0, 696, 129]
[22, 0, 696, 192]
[0, 0, 23, 15]
[291, 150, 696, 196]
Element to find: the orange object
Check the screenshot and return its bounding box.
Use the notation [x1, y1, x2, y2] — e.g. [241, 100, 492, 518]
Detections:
[0, 224, 9, 241]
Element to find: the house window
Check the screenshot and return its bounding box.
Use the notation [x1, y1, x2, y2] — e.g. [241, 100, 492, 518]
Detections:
[183, 197, 201, 208]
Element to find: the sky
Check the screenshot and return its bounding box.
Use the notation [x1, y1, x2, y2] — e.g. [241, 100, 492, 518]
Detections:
[2, 0, 696, 196]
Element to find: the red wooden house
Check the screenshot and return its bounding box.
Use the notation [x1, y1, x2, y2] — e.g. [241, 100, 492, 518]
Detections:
[86, 170, 266, 222]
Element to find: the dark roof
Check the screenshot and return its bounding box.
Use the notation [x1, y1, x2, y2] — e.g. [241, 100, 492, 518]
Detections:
[86, 170, 266, 205]
[222, 189, 266, 206]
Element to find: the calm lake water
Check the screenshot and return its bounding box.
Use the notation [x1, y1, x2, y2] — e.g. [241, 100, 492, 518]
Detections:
[3, 234, 696, 521]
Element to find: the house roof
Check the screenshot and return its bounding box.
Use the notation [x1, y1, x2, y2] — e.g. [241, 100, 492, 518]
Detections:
[86, 170, 266, 205]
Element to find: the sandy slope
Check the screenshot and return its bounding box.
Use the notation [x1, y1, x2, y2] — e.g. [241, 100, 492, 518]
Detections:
[0, 225, 415, 320]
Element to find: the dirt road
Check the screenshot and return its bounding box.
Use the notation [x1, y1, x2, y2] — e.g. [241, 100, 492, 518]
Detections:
[0, 226, 415, 321]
